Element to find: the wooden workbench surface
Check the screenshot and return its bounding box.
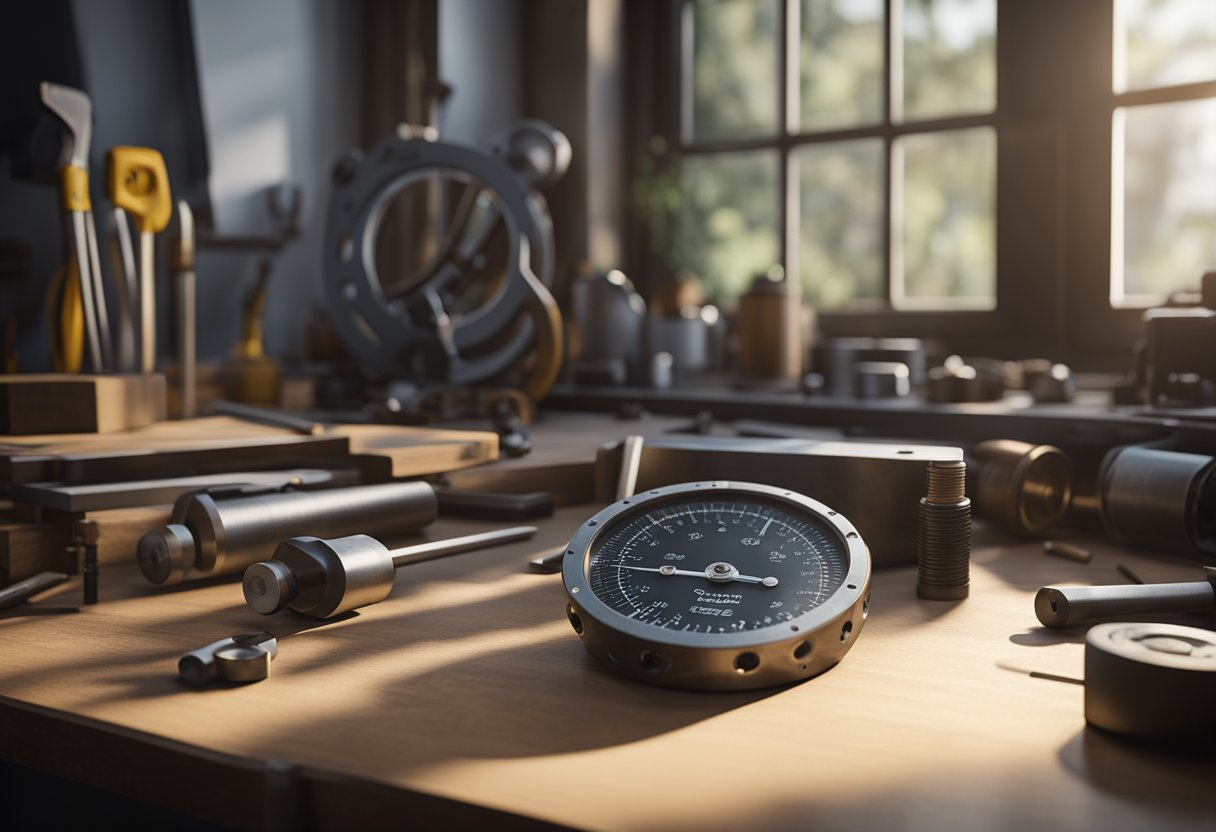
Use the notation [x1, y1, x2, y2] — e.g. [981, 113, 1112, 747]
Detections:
[1, 417, 1214, 830]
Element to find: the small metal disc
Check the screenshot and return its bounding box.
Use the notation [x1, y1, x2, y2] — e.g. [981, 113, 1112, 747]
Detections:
[214, 645, 271, 683]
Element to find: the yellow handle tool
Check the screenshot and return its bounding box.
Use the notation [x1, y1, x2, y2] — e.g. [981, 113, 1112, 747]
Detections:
[107, 146, 171, 373]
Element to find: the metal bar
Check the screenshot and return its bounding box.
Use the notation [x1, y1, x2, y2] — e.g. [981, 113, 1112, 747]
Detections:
[390, 526, 538, 569]
[139, 231, 155, 373]
[0, 572, 69, 612]
[1035, 577, 1216, 628]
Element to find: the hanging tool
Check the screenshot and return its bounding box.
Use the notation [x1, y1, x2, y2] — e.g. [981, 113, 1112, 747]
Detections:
[171, 200, 196, 415]
[136, 481, 439, 585]
[41, 82, 111, 372]
[243, 526, 537, 619]
[1035, 567, 1216, 628]
[110, 205, 139, 370]
[107, 146, 172, 373]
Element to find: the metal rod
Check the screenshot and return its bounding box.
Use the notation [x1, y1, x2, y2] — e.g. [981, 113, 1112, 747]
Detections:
[390, 526, 537, 569]
[139, 230, 155, 372]
[616, 435, 644, 501]
[1035, 570, 1216, 628]
[71, 211, 103, 371]
[0, 572, 70, 612]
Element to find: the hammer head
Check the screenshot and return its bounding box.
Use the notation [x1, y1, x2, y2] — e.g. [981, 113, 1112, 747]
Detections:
[39, 82, 91, 169]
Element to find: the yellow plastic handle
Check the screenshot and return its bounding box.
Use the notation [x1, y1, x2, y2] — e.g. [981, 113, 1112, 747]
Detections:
[107, 146, 172, 233]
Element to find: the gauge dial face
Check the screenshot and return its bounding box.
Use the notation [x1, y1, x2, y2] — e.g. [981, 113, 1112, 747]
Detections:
[587, 495, 849, 633]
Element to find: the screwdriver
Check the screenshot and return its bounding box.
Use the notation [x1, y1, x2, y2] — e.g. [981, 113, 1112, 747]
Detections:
[107, 147, 172, 373]
[244, 526, 538, 619]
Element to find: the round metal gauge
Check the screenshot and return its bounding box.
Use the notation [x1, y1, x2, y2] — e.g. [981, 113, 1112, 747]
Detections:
[562, 481, 871, 690]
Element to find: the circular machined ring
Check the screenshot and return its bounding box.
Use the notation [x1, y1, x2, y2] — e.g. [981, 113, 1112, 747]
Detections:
[323, 133, 558, 388]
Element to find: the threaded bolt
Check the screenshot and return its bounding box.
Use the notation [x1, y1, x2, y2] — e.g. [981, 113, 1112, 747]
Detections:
[917, 460, 971, 601]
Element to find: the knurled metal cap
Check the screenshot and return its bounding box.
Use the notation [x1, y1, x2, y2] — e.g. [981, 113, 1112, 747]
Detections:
[243, 560, 297, 615]
[136, 524, 196, 584]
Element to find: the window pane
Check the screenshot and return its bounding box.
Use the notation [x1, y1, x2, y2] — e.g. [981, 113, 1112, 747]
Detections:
[678, 151, 780, 299]
[899, 0, 996, 122]
[799, 0, 884, 132]
[689, 0, 780, 142]
[894, 127, 996, 307]
[1115, 0, 1216, 92]
[1114, 98, 1216, 304]
[797, 139, 884, 307]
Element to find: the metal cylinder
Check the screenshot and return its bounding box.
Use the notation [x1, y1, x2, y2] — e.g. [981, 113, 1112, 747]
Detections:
[1099, 446, 1216, 561]
[738, 278, 802, 382]
[970, 439, 1072, 537]
[138, 481, 437, 584]
[917, 460, 971, 600]
[1085, 622, 1216, 741]
[245, 534, 397, 619]
[1035, 580, 1215, 628]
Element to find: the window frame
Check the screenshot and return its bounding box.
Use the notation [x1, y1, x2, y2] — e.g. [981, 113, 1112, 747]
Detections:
[627, 0, 1216, 371]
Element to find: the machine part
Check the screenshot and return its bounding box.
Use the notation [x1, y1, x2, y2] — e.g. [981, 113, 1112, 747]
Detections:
[179, 632, 277, 686]
[570, 268, 646, 384]
[592, 435, 962, 569]
[1140, 306, 1216, 407]
[0, 572, 69, 612]
[646, 310, 715, 377]
[11, 469, 338, 513]
[1099, 445, 1216, 561]
[926, 356, 1004, 403]
[485, 119, 572, 189]
[1035, 568, 1216, 628]
[41, 82, 111, 372]
[107, 146, 172, 373]
[1084, 622, 1216, 742]
[1044, 540, 1091, 564]
[916, 460, 971, 600]
[243, 525, 537, 619]
[970, 439, 1072, 537]
[433, 488, 553, 520]
[1026, 362, 1076, 404]
[854, 361, 911, 399]
[172, 200, 197, 417]
[73, 519, 99, 605]
[738, 275, 802, 383]
[324, 124, 565, 400]
[812, 338, 926, 398]
[137, 481, 438, 585]
[562, 480, 871, 691]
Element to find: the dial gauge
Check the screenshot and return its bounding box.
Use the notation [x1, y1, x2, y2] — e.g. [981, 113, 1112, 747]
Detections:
[563, 481, 871, 690]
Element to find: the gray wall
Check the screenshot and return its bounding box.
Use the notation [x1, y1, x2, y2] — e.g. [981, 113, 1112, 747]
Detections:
[438, 0, 522, 145]
[190, 0, 363, 359]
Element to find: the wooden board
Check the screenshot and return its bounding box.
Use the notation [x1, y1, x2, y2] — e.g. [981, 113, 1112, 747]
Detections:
[0, 508, 1212, 831]
[0, 416, 499, 484]
[0, 373, 166, 435]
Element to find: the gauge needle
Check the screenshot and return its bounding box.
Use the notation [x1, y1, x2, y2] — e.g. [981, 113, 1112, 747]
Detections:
[619, 564, 779, 587]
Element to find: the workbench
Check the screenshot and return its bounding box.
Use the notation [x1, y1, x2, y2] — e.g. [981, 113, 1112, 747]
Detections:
[1, 413, 1213, 831]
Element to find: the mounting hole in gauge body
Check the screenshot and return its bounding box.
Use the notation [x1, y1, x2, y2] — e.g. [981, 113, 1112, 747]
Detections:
[562, 481, 872, 691]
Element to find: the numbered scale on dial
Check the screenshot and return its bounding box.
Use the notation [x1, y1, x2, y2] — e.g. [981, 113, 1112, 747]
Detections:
[562, 481, 871, 690]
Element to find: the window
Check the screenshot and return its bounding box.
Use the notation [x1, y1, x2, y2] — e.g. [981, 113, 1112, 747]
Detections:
[670, 0, 997, 311]
[1111, 0, 1216, 306]
[631, 1, 1216, 366]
